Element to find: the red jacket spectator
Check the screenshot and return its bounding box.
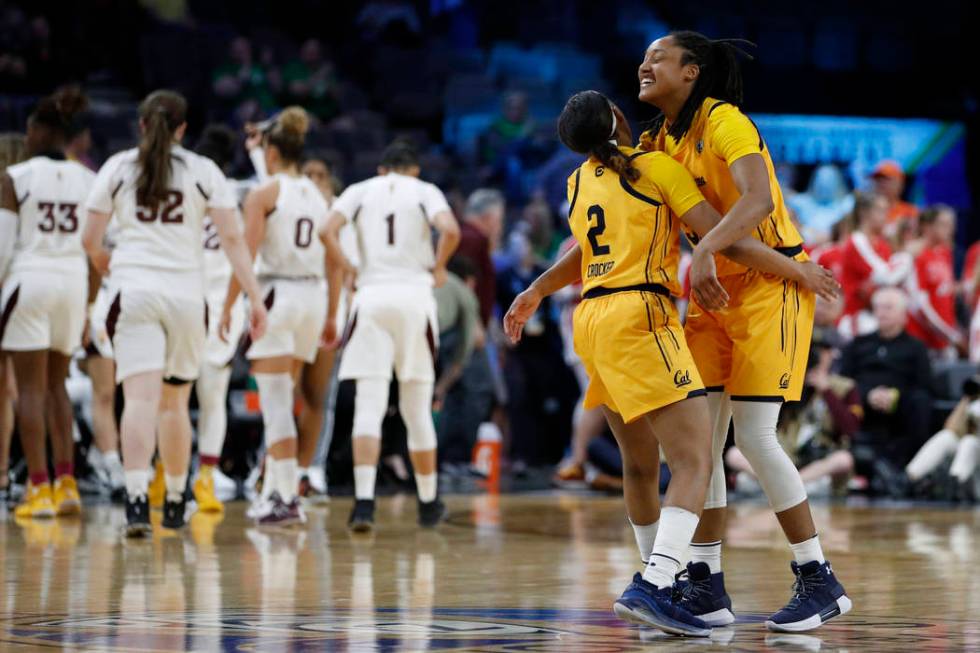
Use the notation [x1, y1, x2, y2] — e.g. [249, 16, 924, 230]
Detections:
[961, 240, 980, 309]
[906, 206, 961, 350]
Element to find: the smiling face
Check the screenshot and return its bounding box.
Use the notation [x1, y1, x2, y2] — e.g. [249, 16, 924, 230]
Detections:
[637, 36, 698, 107]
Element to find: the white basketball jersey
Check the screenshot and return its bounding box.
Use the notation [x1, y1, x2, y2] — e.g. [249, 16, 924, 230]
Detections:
[85, 145, 236, 291]
[255, 173, 329, 279]
[202, 178, 254, 294]
[6, 155, 95, 275]
[332, 172, 450, 287]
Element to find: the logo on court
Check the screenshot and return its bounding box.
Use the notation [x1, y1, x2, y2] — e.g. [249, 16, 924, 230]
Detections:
[674, 370, 692, 387]
[779, 373, 791, 389]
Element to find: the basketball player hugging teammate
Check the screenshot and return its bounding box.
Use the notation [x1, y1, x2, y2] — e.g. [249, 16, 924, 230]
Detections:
[320, 141, 461, 533]
[504, 42, 846, 636]
[219, 107, 328, 526]
[82, 90, 268, 537]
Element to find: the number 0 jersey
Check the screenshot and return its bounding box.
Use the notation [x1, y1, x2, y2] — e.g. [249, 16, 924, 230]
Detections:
[639, 97, 804, 277]
[6, 154, 95, 276]
[567, 147, 705, 298]
[255, 173, 329, 279]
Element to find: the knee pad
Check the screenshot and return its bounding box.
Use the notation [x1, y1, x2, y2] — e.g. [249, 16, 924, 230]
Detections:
[731, 400, 806, 513]
[353, 378, 389, 439]
[703, 392, 731, 510]
[399, 381, 437, 452]
[254, 373, 297, 446]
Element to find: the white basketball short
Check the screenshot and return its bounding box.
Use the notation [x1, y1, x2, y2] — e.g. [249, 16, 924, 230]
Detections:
[204, 287, 246, 368]
[0, 270, 86, 356]
[338, 284, 438, 383]
[106, 285, 207, 384]
[247, 278, 327, 364]
[86, 285, 114, 359]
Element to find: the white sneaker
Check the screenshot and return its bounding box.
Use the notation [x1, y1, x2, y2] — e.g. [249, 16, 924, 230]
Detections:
[211, 466, 238, 501]
[105, 454, 126, 495]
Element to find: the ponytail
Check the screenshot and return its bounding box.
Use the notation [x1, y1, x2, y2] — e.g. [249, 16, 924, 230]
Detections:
[265, 106, 309, 164]
[136, 90, 187, 209]
[593, 141, 641, 182]
[558, 90, 640, 182]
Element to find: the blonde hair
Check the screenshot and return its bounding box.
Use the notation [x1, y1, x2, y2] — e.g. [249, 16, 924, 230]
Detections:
[266, 106, 310, 162]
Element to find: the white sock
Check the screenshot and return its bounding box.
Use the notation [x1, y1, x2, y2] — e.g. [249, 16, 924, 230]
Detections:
[415, 472, 437, 503]
[276, 458, 298, 501]
[642, 506, 700, 589]
[689, 540, 722, 574]
[125, 469, 148, 498]
[354, 464, 377, 500]
[950, 435, 979, 483]
[790, 534, 826, 565]
[297, 466, 309, 480]
[629, 518, 659, 564]
[104, 450, 121, 466]
[165, 473, 187, 502]
[906, 429, 958, 481]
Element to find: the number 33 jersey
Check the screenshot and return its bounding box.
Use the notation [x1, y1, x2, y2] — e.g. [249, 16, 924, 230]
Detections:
[332, 172, 450, 288]
[85, 145, 236, 283]
[566, 147, 705, 298]
[255, 173, 329, 279]
[6, 155, 95, 277]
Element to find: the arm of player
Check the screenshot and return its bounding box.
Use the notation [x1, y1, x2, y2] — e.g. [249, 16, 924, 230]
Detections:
[0, 173, 17, 279]
[431, 209, 461, 288]
[319, 211, 353, 348]
[504, 243, 582, 344]
[219, 184, 272, 341]
[82, 210, 112, 276]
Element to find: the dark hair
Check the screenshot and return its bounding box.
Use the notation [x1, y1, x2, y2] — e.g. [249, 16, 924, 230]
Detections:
[265, 106, 309, 164]
[301, 152, 333, 173]
[29, 86, 89, 143]
[557, 90, 639, 182]
[137, 89, 187, 209]
[851, 191, 885, 225]
[380, 139, 419, 169]
[648, 31, 752, 142]
[194, 124, 237, 171]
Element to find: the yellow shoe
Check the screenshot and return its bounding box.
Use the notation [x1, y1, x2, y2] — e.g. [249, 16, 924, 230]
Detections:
[54, 476, 82, 516]
[148, 460, 165, 508]
[14, 481, 56, 519]
[193, 467, 224, 514]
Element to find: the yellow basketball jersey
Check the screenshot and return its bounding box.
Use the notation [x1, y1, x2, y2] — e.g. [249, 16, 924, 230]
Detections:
[566, 146, 705, 297]
[639, 97, 804, 277]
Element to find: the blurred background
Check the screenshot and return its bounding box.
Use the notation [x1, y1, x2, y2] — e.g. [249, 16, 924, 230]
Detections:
[3, 0, 979, 503]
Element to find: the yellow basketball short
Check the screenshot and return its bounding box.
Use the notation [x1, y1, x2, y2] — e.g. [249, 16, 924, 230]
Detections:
[573, 286, 706, 424]
[685, 269, 815, 401]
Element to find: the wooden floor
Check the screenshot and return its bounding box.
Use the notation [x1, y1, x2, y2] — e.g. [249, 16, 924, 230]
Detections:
[1, 494, 978, 651]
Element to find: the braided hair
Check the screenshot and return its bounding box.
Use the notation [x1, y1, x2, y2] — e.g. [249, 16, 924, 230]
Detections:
[558, 90, 640, 182]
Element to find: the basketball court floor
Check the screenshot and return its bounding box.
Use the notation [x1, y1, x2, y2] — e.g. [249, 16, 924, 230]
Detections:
[1, 495, 978, 651]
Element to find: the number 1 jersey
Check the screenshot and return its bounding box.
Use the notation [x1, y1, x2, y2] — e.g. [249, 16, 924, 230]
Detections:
[6, 155, 95, 276]
[566, 147, 705, 298]
[332, 172, 450, 288]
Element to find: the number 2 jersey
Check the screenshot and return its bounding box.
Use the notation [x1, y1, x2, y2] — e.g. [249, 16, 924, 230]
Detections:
[332, 172, 450, 288]
[85, 144, 236, 294]
[566, 146, 705, 298]
[6, 154, 95, 277]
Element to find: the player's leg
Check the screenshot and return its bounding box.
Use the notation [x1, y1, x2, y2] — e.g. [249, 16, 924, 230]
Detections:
[348, 376, 389, 531]
[399, 379, 445, 527]
[157, 379, 194, 528]
[193, 361, 232, 512]
[9, 349, 55, 518]
[0, 355, 15, 500]
[120, 369, 163, 536]
[84, 355, 124, 494]
[297, 346, 335, 497]
[906, 428, 959, 481]
[46, 351, 81, 515]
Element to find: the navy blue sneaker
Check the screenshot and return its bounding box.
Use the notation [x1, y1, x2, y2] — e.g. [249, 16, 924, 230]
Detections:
[613, 573, 711, 637]
[766, 561, 852, 632]
[677, 562, 736, 626]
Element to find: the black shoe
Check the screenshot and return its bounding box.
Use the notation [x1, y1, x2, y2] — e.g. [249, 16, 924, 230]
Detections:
[125, 493, 152, 538]
[418, 497, 446, 528]
[348, 499, 375, 533]
[162, 495, 187, 529]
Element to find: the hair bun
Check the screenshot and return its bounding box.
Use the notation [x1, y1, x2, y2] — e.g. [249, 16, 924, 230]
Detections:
[52, 85, 89, 121]
[278, 106, 310, 137]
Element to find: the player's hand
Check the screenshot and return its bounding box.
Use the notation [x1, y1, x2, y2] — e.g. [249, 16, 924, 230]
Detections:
[244, 123, 262, 151]
[433, 266, 449, 288]
[247, 303, 268, 342]
[504, 286, 543, 344]
[690, 247, 729, 310]
[320, 317, 339, 350]
[797, 261, 840, 301]
[90, 248, 110, 276]
[81, 318, 91, 349]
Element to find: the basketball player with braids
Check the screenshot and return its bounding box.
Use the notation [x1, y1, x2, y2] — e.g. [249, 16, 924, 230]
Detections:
[636, 31, 850, 631]
[83, 90, 267, 536]
[0, 88, 93, 519]
[505, 90, 835, 638]
[220, 107, 329, 525]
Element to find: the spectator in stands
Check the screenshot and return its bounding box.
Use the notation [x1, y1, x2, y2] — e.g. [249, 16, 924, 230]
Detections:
[839, 192, 911, 338]
[789, 164, 854, 248]
[840, 287, 932, 496]
[458, 189, 504, 326]
[496, 228, 576, 470]
[870, 160, 918, 230]
[906, 376, 980, 501]
[435, 257, 494, 471]
[906, 205, 962, 355]
[812, 214, 854, 287]
[729, 331, 860, 498]
[281, 39, 339, 122]
[522, 197, 562, 263]
[212, 36, 280, 113]
[480, 92, 535, 168]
